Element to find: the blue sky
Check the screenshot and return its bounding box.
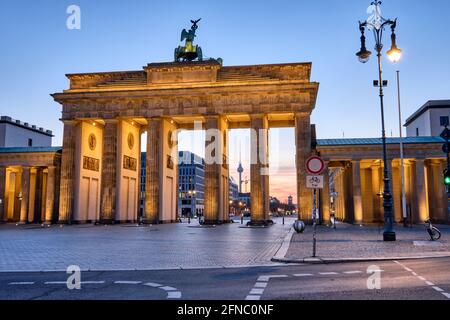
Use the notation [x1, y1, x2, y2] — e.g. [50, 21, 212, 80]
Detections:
[1, 0, 449, 201]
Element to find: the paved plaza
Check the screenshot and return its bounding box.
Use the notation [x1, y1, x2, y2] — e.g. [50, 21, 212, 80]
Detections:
[0, 217, 294, 272]
[280, 222, 450, 263]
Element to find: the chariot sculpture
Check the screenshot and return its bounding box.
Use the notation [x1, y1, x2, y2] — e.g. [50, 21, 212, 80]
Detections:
[174, 19, 203, 62]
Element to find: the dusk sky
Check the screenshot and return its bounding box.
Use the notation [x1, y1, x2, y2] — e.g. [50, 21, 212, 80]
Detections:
[1, 0, 449, 203]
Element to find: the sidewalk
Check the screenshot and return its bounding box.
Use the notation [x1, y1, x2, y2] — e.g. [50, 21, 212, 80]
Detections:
[273, 222, 450, 264]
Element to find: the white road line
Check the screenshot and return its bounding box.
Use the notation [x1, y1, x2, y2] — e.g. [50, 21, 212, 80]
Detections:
[343, 271, 363, 275]
[404, 267, 413, 272]
[144, 282, 163, 288]
[114, 281, 142, 284]
[245, 295, 261, 301]
[319, 272, 339, 276]
[8, 282, 34, 285]
[395, 260, 449, 300]
[257, 275, 288, 282]
[160, 286, 177, 291]
[44, 281, 66, 285]
[81, 281, 105, 284]
[167, 291, 182, 299]
[293, 273, 313, 277]
[254, 282, 268, 288]
[250, 288, 265, 295]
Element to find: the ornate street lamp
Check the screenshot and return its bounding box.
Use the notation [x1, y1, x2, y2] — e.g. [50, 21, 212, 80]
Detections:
[356, 1, 402, 241]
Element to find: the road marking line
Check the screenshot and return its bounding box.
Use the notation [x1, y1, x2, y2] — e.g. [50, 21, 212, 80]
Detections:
[250, 288, 265, 295]
[144, 282, 162, 288]
[404, 267, 413, 272]
[254, 282, 268, 288]
[395, 260, 449, 300]
[167, 291, 182, 299]
[245, 295, 261, 301]
[343, 271, 363, 274]
[81, 281, 105, 284]
[258, 275, 288, 282]
[319, 272, 339, 275]
[9, 282, 34, 285]
[44, 281, 66, 285]
[160, 286, 177, 291]
[294, 273, 313, 277]
[114, 281, 142, 284]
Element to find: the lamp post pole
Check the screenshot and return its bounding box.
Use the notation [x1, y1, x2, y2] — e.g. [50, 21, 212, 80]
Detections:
[376, 45, 396, 241]
[357, 1, 402, 241]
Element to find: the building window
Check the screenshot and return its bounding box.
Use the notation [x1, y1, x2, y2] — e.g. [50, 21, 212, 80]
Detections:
[416, 128, 419, 137]
[440, 116, 449, 127]
[28, 138, 33, 147]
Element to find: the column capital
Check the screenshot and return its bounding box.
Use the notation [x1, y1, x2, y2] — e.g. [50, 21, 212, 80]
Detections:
[60, 119, 79, 126]
[103, 118, 119, 124]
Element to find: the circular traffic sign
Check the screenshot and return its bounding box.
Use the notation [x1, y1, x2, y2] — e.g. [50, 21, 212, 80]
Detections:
[306, 156, 325, 175]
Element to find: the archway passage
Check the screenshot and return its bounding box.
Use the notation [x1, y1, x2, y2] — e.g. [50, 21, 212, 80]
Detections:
[52, 60, 319, 224]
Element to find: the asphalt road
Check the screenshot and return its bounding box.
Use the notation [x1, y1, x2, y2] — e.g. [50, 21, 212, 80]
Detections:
[1, 257, 450, 300]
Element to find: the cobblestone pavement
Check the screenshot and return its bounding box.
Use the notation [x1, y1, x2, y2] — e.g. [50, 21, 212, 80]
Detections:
[0, 217, 294, 272]
[285, 222, 450, 261]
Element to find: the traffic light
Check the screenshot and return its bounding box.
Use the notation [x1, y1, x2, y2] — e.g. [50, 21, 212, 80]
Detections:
[444, 169, 450, 186]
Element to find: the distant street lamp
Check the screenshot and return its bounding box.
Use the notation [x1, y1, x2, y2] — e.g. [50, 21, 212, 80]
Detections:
[356, 0, 402, 241]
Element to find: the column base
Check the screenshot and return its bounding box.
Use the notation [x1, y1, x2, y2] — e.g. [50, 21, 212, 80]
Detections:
[202, 220, 222, 226]
[247, 220, 273, 227]
[141, 219, 159, 225]
[42, 221, 53, 226]
[383, 231, 396, 242]
[17, 221, 28, 225]
[99, 219, 114, 225]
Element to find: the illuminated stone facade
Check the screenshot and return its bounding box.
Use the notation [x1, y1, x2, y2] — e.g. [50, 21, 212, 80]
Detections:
[51, 60, 319, 225]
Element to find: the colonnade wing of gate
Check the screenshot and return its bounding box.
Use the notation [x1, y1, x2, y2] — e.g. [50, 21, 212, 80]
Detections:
[51, 60, 319, 224]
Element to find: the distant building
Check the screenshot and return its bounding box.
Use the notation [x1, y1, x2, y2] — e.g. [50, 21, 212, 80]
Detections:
[0, 116, 53, 147]
[405, 100, 450, 137]
[178, 151, 205, 217]
[229, 176, 239, 201]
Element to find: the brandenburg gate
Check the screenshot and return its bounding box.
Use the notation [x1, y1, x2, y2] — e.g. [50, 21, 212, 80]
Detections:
[52, 60, 319, 225]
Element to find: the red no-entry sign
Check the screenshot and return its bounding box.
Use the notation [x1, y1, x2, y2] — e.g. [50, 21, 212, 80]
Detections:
[306, 156, 325, 175]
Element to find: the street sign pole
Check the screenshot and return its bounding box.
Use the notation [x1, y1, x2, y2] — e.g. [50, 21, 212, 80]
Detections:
[312, 188, 318, 258]
[305, 156, 326, 258]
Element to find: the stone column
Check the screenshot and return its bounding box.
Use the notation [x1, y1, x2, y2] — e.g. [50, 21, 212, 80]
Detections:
[295, 113, 313, 222]
[58, 120, 77, 224]
[143, 118, 160, 224]
[391, 160, 402, 223]
[414, 159, 429, 223]
[19, 167, 30, 224]
[320, 164, 330, 224]
[371, 163, 382, 223]
[27, 168, 37, 223]
[100, 119, 118, 224]
[429, 160, 447, 223]
[250, 114, 270, 226]
[204, 116, 230, 225]
[44, 166, 56, 225]
[352, 161, 363, 224]
[0, 166, 6, 223]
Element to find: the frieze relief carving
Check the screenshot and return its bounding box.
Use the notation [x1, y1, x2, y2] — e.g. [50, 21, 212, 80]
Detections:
[61, 91, 311, 119]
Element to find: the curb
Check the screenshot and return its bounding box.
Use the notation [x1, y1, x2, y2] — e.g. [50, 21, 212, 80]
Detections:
[271, 253, 450, 264]
[271, 227, 450, 265]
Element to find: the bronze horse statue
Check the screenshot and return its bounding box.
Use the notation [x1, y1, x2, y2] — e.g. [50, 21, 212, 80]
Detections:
[175, 19, 203, 62]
